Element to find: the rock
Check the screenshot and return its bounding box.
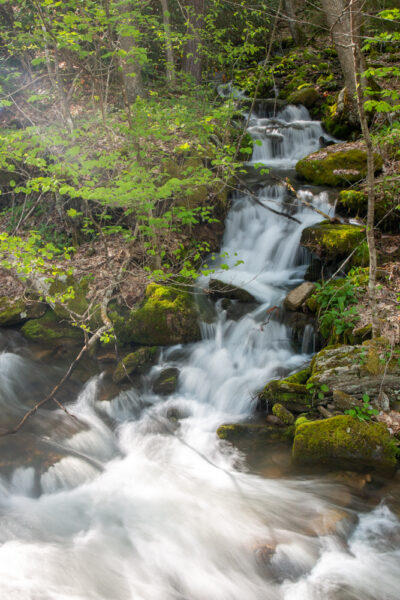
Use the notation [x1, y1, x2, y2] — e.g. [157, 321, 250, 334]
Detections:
[293, 415, 397, 473]
[309, 340, 400, 402]
[112, 347, 159, 384]
[338, 189, 400, 232]
[318, 406, 334, 418]
[332, 390, 361, 412]
[272, 403, 295, 425]
[153, 367, 179, 395]
[259, 368, 312, 413]
[217, 422, 294, 453]
[111, 284, 201, 346]
[288, 87, 319, 108]
[208, 279, 256, 303]
[21, 310, 83, 344]
[308, 508, 354, 536]
[266, 414, 284, 426]
[284, 282, 315, 311]
[376, 411, 400, 437]
[0, 297, 46, 326]
[295, 142, 383, 187]
[301, 221, 367, 266]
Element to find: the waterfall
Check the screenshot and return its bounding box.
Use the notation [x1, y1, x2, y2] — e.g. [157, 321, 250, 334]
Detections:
[0, 105, 398, 600]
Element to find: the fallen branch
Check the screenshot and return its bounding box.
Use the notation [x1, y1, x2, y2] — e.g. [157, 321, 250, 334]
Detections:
[234, 175, 301, 224]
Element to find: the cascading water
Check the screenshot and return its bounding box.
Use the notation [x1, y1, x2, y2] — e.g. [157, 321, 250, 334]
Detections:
[0, 105, 399, 600]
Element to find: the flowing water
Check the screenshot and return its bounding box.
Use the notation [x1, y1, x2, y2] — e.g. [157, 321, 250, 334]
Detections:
[0, 105, 399, 599]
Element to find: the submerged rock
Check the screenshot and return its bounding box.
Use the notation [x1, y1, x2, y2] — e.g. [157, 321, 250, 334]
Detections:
[295, 142, 383, 187]
[217, 422, 294, 453]
[0, 297, 46, 326]
[113, 347, 159, 384]
[153, 367, 180, 395]
[284, 282, 315, 311]
[111, 284, 201, 346]
[208, 279, 256, 303]
[293, 415, 397, 473]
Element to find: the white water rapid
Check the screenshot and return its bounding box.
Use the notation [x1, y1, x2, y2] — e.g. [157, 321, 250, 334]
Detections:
[0, 105, 399, 600]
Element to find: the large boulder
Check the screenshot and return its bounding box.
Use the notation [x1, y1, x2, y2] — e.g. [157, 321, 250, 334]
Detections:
[111, 284, 201, 346]
[0, 297, 46, 326]
[284, 282, 315, 311]
[301, 222, 367, 265]
[295, 142, 383, 187]
[309, 340, 400, 402]
[21, 310, 83, 344]
[287, 87, 319, 108]
[293, 415, 397, 473]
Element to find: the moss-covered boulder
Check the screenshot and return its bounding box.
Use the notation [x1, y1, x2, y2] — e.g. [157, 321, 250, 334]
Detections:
[309, 340, 400, 402]
[338, 185, 400, 233]
[208, 279, 256, 303]
[112, 284, 201, 346]
[288, 87, 319, 108]
[301, 221, 367, 265]
[217, 422, 294, 454]
[153, 367, 179, 395]
[295, 142, 383, 187]
[272, 403, 295, 425]
[112, 347, 159, 384]
[0, 297, 46, 327]
[259, 368, 312, 413]
[21, 310, 83, 344]
[293, 415, 397, 473]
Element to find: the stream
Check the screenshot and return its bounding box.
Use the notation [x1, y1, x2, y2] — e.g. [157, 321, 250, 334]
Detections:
[0, 104, 399, 599]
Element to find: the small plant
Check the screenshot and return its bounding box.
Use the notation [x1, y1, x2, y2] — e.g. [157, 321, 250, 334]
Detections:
[345, 394, 379, 422]
[306, 382, 330, 401]
[312, 279, 360, 341]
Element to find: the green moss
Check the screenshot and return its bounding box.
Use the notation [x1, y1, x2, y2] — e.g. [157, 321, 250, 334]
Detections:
[21, 310, 83, 344]
[296, 147, 383, 187]
[301, 222, 366, 262]
[293, 415, 397, 473]
[339, 190, 367, 214]
[272, 403, 295, 425]
[113, 346, 158, 383]
[0, 297, 46, 326]
[288, 87, 319, 108]
[115, 284, 201, 346]
[259, 369, 312, 413]
[295, 416, 310, 428]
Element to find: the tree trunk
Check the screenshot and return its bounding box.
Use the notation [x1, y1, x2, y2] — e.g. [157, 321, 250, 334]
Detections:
[117, 1, 145, 103]
[320, 0, 359, 124]
[349, 0, 379, 337]
[283, 0, 305, 45]
[159, 0, 176, 85]
[182, 0, 205, 84]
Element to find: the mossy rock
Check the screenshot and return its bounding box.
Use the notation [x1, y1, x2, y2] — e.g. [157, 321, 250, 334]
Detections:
[288, 87, 319, 108]
[48, 275, 101, 328]
[259, 368, 312, 413]
[208, 279, 255, 303]
[272, 403, 295, 425]
[338, 185, 400, 232]
[0, 297, 46, 327]
[217, 422, 294, 454]
[309, 340, 400, 401]
[112, 284, 201, 346]
[153, 367, 179, 395]
[21, 310, 83, 344]
[113, 346, 158, 384]
[293, 415, 397, 473]
[301, 222, 367, 264]
[295, 143, 383, 187]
